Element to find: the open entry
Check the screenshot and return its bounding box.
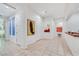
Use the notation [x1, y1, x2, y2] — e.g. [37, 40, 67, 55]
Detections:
[0, 16, 5, 48]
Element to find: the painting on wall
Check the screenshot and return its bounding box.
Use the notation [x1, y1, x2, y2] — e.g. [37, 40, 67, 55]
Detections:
[56, 27, 62, 32]
[27, 19, 35, 36]
[9, 16, 16, 36]
[44, 24, 50, 32]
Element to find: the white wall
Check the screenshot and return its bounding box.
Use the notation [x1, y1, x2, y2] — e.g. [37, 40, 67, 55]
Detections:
[15, 12, 26, 48]
[64, 13, 79, 32]
[5, 6, 29, 48]
[5, 7, 57, 48]
[5, 4, 65, 48]
[41, 17, 56, 39]
[5, 5, 43, 48]
[25, 10, 43, 45]
[63, 13, 79, 55]
[64, 34, 79, 55]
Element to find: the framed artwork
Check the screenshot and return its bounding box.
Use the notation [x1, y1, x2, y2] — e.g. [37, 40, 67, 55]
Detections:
[56, 27, 62, 32]
[9, 16, 16, 36]
[44, 24, 50, 32]
[27, 19, 35, 36]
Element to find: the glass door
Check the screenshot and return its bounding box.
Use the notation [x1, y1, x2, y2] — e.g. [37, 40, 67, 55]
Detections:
[0, 16, 5, 48]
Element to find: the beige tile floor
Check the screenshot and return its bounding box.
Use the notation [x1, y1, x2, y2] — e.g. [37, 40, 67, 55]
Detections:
[0, 36, 73, 56]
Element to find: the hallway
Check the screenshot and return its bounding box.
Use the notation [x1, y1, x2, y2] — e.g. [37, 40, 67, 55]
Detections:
[0, 3, 79, 56]
[0, 36, 73, 56]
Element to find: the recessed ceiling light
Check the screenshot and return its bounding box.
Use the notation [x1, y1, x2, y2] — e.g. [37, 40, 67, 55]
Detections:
[5, 6, 9, 8]
[42, 10, 47, 14]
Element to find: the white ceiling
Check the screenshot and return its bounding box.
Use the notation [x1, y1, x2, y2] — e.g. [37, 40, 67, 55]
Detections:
[27, 3, 79, 19]
[0, 3, 79, 19]
[27, 3, 67, 18]
[0, 4, 15, 17]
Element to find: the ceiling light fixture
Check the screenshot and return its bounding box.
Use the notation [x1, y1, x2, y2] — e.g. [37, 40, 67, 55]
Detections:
[5, 5, 9, 8]
[2, 3, 16, 10]
[42, 10, 47, 15]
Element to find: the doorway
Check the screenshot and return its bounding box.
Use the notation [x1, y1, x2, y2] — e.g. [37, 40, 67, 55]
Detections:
[0, 16, 5, 49]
